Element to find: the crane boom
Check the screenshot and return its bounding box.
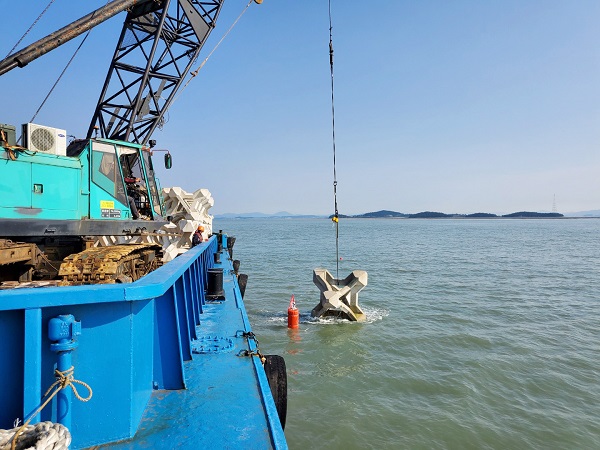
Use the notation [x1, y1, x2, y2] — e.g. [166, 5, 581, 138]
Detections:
[88, 0, 225, 144]
[0, 0, 225, 145]
[0, 0, 153, 76]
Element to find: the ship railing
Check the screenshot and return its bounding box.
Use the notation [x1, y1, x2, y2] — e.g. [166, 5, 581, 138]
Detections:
[0, 236, 218, 448]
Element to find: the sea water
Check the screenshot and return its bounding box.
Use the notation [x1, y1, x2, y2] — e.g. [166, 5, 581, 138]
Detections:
[215, 218, 600, 450]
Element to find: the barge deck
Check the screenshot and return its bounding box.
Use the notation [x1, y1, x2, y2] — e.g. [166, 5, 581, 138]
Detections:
[0, 234, 286, 449]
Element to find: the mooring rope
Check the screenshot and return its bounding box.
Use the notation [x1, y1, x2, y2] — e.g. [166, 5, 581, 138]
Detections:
[8, 366, 92, 450]
[0, 421, 71, 450]
[328, 0, 340, 281]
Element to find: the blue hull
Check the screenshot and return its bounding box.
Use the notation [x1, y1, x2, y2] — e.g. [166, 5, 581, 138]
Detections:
[0, 234, 286, 449]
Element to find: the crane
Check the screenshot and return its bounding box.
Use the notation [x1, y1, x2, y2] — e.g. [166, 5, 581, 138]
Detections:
[0, 0, 230, 286]
[0, 0, 225, 144]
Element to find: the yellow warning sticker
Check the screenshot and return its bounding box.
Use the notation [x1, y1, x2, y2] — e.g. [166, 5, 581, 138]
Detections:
[100, 200, 115, 209]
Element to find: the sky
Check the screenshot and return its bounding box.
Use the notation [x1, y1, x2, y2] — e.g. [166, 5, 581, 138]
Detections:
[1, 1, 599, 215]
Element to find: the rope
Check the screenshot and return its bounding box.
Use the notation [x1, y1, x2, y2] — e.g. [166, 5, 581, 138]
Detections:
[5, 0, 56, 58]
[0, 422, 71, 450]
[328, 0, 340, 281]
[7, 367, 92, 450]
[172, 0, 257, 106]
[39, 251, 60, 272]
[3, 145, 37, 160]
[45, 367, 93, 402]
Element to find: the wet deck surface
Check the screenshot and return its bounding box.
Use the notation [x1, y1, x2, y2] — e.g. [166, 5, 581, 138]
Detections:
[101, 260, 281, 449]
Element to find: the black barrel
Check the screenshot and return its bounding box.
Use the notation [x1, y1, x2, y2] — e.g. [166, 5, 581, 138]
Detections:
[214, 252, 221, 264]
[206, 268, 225, 300]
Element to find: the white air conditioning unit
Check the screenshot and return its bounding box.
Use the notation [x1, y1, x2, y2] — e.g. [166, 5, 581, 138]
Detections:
[22, 123, 67, 156]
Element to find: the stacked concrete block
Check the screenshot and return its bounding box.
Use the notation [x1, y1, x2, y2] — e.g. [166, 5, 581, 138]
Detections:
[93, 187, 214, 262]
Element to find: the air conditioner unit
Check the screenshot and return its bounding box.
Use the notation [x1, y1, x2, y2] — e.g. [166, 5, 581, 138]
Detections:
[22, 123, 67, 156]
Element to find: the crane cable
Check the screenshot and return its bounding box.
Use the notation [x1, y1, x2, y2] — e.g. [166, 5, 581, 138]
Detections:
[30, 31, 92, 124]
[14, 1, 107, 126]
[328, 0, 340, 281]
[5, 0, 61, 130]
[5, 0, 56, 58]
[173, 0, 259, 106]
[16, 0, 257, 125]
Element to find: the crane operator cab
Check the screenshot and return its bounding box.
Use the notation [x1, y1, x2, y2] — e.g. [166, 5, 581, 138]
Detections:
[120, 149, 155, 220]
[39, 136, 169, 224]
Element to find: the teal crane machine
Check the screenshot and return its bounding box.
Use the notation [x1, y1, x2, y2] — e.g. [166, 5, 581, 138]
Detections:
[0, 0, 224, 286]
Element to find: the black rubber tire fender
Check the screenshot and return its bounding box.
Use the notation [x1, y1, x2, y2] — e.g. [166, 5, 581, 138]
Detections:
[263, 354, 287, 430]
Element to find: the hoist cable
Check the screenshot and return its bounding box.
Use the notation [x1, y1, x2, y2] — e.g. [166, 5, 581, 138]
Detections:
[30, 31, 91, 124]
[5, 0, 56, 58]
[328, 0, 339, 281]
[28, 2, 111, 126]
[173, 0, 256, 106]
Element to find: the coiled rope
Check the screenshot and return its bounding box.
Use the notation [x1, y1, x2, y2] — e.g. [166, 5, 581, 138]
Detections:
[0, 422, 70, 450]
[328, 0, 340, 281]
[3, 367, 92, 450]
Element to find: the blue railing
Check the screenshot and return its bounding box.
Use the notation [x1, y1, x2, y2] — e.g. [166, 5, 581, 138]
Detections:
[0, 237, 218, 448]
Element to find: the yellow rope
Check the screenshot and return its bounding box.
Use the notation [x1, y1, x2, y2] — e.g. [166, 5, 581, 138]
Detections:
[44, 367, 93, 402]
[11, 366, 92, 450]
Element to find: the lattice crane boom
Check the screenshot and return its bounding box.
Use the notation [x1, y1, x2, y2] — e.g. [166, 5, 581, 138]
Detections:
[0, 0, 225, 145]
[88, 0, 225, 144]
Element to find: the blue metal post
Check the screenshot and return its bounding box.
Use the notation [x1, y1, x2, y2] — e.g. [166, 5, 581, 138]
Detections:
[48, 314, 81, 430]
[23, 309, 42, 423]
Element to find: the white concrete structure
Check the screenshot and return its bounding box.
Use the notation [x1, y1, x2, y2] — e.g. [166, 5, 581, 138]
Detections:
[311, 268, 368, 321]
[160, 187, 214, 260]
[94, 187, 214, 262]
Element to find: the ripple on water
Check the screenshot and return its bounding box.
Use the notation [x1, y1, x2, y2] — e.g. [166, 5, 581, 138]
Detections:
[218, 218, 600, 449]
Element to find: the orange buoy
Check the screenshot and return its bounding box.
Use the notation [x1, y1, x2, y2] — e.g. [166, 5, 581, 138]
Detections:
[287, 295, 299, 329]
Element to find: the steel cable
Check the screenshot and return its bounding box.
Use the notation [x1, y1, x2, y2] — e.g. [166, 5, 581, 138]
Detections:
[328, 0, 340, 281]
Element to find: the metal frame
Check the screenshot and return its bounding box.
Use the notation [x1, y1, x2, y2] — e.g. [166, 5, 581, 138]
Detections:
[88, 0, 224, 144]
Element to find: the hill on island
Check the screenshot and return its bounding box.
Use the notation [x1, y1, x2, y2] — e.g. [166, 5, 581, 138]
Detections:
[335, 210, 565, 219]
[216, 209, 575, 219]
[352, 210, 409, 218]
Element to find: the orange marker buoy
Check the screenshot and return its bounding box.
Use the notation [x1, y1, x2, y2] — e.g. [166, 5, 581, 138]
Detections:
[287, 295, 299, 329]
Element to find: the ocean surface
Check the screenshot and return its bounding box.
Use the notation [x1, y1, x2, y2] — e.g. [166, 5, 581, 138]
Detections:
[214, 218, 600, 450]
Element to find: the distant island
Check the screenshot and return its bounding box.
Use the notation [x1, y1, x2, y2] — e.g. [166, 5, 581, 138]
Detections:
[213, 209, 600, 219]
[336, 210, 564, 219]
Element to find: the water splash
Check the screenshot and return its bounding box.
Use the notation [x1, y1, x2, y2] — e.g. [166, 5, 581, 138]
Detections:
[265, 306, 389, 325]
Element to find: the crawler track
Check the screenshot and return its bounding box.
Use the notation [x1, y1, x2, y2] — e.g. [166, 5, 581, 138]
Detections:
[58, 243, 162, 285]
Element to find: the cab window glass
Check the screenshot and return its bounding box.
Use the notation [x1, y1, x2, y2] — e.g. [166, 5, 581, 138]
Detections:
[92, 142, 127, 206]
[118, 145, 154, 219]
[143, 151, 163, 216]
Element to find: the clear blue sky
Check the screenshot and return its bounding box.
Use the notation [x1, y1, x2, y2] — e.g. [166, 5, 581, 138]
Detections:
[1, 1, 599, 215]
